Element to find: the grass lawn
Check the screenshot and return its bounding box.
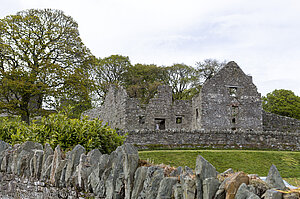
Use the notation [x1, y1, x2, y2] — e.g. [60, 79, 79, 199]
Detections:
[138, 150, 300, 187]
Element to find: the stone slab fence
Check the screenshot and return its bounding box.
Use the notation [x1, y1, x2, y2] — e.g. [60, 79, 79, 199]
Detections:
[0, 140, 298, 198]
[122, 130, 300, 151]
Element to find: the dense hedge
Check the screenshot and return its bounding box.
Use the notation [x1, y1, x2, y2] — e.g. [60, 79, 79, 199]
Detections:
[0, 111, 126, 154]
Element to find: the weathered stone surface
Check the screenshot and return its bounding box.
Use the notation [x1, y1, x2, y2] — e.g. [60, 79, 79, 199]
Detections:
[40, 154, 53, 181]
[138, 166, 164, 199]
[224, 172, 249, 199]
[203, 177, 220, 199]
[266, 164, 286, 190]
[235, 183, 259, 199]
[156, 177, 177, 199]
[30, 149, 44, 179]
[195, 155, 217, 180]
[131, 166, 148, 199]
[49, 145, 63, 185]
[65, 144, 86, 184]
[11, 141, 43, 177]
[264, 189, 282, 199]
[182, 175, 196, 199]
[214, 177, 230, 199]
[195, 155, 217, 199]
[173, 183, 183, 199]
[122, 143, 139, 199]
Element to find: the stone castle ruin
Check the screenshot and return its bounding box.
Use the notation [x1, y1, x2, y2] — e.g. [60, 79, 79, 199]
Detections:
[83, 61, 300, 133]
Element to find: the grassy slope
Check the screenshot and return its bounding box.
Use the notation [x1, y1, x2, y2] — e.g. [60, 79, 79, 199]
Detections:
[139, 150, 300, 186]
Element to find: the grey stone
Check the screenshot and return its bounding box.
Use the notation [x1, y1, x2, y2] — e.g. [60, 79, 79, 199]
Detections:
[50, 145, 63, 185]
[65, 144, 86, 184]
[156, 177, 177, 199]
[138, 166, 164, 199]
[266, 164, 286, 190]
[173, 183, 183, 199]
[235, 183, 260, 199]
[195, 155, 217, 199]
[121, 143, 139, 199]
[30, 149, 44, 179]
[182, 175, 196, 199]
[11, 141, 43, 177]
[264, 189, 282, 199]
[40, 155, 53, 181]
[195, 155, 217, 181]
[131, 166, 148, 199]
[203, 177, 220, 199]
[214, 177, 230, 199]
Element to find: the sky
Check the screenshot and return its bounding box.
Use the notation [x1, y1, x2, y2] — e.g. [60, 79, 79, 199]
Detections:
[1, 0, 300, 96]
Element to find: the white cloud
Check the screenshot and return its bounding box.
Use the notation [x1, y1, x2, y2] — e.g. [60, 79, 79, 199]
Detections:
[1, 0, 300, 96]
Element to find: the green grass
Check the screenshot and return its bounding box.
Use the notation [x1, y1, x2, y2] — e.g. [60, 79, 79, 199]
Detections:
[139, 150, 300, 186]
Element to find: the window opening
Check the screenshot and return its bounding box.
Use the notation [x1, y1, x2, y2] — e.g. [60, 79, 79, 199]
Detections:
[139, 116, 145, 124]
[155, 118, 165, 130]
[232, 118, 236, 124]
[229, 87, 237, 97]
[196, 108, 199, 118]
[176, 116, 182, 124]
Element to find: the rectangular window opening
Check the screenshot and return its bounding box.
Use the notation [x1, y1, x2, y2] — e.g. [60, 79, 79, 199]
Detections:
[155, 118, 165, 130]
[196, 108, 199, 118]
[176, 116, 182, 124]
[139, 115, 145, 124]
[232, 118, 236, 124]
[229, 87, 237, 97]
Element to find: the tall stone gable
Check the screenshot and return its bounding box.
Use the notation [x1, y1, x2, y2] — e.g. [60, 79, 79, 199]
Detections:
[197, 61, 263, 130]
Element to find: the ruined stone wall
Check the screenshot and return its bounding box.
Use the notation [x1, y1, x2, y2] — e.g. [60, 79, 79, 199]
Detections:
[123, 130, 300, 151]
[200, 61, 262, 131]
[263, 110, 300, 132]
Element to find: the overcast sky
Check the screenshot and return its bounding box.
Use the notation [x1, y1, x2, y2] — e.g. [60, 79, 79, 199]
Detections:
[1, 0, 299, 96]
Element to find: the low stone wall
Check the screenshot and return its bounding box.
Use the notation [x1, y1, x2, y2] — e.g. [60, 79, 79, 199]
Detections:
[263, 111, 300, 132]
[123, 130, 300, 151]
[0, 140, 298, 198]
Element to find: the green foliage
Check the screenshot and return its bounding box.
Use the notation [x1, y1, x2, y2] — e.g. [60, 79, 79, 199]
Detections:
[0, 109, 125, 153]
[93, 55, 132, 102]
[0, 9, 95, 123]
[123, 63, 165, 104]
[262, 89, 300, 120]
[164, 63, 200, 100]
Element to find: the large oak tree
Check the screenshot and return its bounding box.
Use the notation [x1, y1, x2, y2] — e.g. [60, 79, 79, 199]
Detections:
[0, 9, 94, 123]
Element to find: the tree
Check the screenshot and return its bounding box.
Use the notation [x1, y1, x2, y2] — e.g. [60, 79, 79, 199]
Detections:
[0, 9, 94, 123]
[92, 55, 131, 102]
[262, 89, 300, 120]
[195, 59, 227, 82]
[164, 63, 199, 100]
[123, 63, 165, 103]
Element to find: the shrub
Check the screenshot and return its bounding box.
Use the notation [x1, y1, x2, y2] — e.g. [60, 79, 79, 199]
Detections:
[0, 110, 126, 154]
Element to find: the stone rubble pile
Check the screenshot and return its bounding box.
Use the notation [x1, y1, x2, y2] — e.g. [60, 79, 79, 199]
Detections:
[0, 140, 298, 199]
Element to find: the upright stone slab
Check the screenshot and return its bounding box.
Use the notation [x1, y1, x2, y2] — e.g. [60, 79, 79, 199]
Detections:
[65, 144, 86, 184]
[137, 166, 164, 199]
[266, 164, 286, 190]
[156, 177, 177, 199]
[121, 143, 139, 199]
[182, 175, 196, 199]
[131, 166, 148, 199]
[11, 141, 43, 177]
[50, 145, 63, 185]
[195, 155, 217, 199]
[202, 177, 220, 199]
